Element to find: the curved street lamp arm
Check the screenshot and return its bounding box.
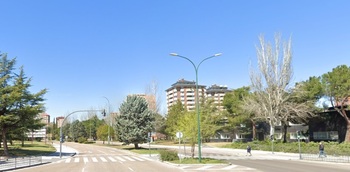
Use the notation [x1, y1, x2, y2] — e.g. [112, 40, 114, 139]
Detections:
[173, 54, 198, 72]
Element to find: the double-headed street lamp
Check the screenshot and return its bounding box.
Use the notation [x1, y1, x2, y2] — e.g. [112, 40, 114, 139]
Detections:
[170, 52, 222, 162]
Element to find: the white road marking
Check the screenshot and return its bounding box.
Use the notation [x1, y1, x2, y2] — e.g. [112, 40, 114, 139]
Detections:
[178, 166, 191, 169]
[74, 158, 80, 163]
[99, 157, 108, 162]
[123, 156, 135, 161]
[65, 158, 72, 163]
[131, 156, 144, 161]
[108, 157, 117, 162]
[196, 165, 213, 170]
[92, 157, 98, 162]
[83, 157, 89, 163]
[116, 156, 126, 162]
[221, 165, 238, 170]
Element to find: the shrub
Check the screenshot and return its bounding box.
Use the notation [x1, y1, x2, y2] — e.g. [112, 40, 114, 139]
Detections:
[159, 150, 178, 161]
[77, 137, 87, 143]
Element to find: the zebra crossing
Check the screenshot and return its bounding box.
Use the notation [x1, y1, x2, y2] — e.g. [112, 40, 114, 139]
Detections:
[59, 155, 153, 163]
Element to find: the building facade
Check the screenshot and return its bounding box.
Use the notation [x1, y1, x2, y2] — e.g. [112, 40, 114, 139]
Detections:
[206, 84, 230, 111]
[39, 113, 50, 126]
[56, 116, 65, 128]
[166, 79, 207, 112]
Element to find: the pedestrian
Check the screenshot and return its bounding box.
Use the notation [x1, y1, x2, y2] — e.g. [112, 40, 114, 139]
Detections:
[246, 145, 252, 156]
[318, 142, 326, 157]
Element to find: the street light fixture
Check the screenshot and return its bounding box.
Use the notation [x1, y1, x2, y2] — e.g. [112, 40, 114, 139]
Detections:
[170, 52, 222, 162]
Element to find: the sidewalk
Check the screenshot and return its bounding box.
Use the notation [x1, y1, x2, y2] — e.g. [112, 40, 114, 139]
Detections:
[46, 142, 78, 158]
[0, 142, 77, 171]
[141, 143, 350, 163]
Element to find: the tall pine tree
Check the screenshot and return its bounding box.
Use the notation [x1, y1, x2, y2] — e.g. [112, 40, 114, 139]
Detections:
[115, 95, 154, 148]
[0, 53, 46, 156]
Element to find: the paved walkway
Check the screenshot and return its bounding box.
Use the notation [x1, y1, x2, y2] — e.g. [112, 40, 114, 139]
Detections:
[141, 143, 350, 163]
[0, 143, 77, 171]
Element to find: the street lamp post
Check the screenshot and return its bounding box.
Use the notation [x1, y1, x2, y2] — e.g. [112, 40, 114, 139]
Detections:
[103, 96, 111, 145]
[170, 52, 222, 162]
[60, 110, 104, 158]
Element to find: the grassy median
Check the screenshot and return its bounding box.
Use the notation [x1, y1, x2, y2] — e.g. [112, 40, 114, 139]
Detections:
[0, 141, 56, 157]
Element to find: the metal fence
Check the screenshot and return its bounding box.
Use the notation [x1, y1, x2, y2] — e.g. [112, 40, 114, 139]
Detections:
[0, 156, 44, 171]
[301, 153, 350, 163]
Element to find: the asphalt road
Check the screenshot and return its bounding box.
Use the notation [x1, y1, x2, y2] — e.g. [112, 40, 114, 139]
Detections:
[228, 159, 350, 172]
[11, 142, 350, 172]
[14, 142, 182, 172]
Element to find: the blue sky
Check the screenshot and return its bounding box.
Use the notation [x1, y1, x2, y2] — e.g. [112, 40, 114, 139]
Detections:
[1, 1, 349, 120]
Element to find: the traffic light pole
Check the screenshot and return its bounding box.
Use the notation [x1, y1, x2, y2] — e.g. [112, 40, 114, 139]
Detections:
[59, 109, 105, 158]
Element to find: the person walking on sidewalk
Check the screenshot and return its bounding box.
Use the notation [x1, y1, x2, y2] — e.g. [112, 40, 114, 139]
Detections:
[318, 142, 326, 157]
[246, 145, 252, 156]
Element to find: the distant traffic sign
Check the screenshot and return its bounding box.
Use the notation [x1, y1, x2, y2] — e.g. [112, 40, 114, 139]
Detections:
[176, 132, 183, 138]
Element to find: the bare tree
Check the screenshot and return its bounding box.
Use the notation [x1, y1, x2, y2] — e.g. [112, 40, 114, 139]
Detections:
[243, 34, 313, 140]
[145, 80, 162, 114]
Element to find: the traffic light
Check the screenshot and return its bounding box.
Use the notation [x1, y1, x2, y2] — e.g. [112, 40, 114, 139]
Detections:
[270, 135, 274, 140]
[102, 109, 106, 116]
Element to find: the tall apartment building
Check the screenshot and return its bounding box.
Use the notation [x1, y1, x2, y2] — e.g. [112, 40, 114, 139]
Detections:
[39, 113, 50, 126]
[56, 116, 65, 128]
[206, 84, 230, 111]
[166, 79, 206, 111]
[166, 79, 230, 113]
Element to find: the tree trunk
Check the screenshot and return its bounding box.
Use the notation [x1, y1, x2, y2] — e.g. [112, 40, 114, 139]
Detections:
[282, 123, 288, 143]
[251, 119, 256, 140]
[269, 121, 275, 137]
[2, 128, 9, 156]
[344, 121, 350, 143]
[190, 143, 195, 158]
[134, 143, 139, 149]
[337, 108, 350, 142]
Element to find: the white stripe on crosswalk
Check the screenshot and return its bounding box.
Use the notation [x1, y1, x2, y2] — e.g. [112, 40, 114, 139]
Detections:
[83, 157, 89, 163]
[139, 156, 153, 161]
[115, 156, 126, 162]
[221, 165, 237, 170]
[108, 157, 117, 162]
[122, 156, 135, 161]
[131, 156, 144, 161]
[62, 155, 152, 163]
[196, 165, 213, 170]
[178, 166, 191, 169]
[99, 157, 108, 162]
[92, 157, 98, 162]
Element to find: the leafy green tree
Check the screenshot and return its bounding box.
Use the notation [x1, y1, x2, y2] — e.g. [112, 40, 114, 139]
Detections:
[97, 124, 109, 144]
[115, 95, 155, 148]
[71, 120, 87, 142]
[164, 100, 185, 138]
[152, 113, 166, 134]
[321, 65, 350, 142]
[200, 98, 222, 142]
[178, 111, 197, 158]
[82, 115, 104, 140]
[0, 53, 46, 156]
[222, 87, 256, 139]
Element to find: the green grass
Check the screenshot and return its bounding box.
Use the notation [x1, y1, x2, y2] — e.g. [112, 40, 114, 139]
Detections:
[128, 147, 165, 154]
[169, 158, 226, 164]
[0, 141, 56, 157]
